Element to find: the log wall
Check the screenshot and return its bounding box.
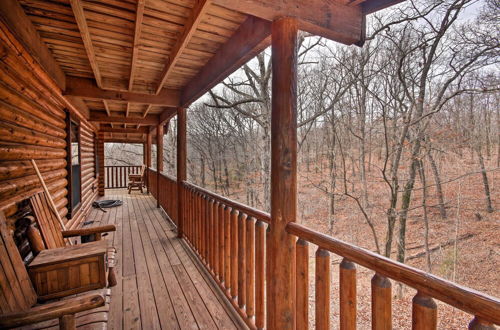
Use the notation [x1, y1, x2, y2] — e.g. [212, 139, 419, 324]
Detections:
[0, 21, 98, 229]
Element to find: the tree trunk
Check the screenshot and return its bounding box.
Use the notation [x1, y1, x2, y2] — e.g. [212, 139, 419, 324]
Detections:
[476, 148, 494, 213]
[427, 151, 447, 219]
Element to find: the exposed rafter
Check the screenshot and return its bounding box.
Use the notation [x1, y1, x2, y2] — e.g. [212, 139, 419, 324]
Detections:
[212, 0, 364, 45]
[181, 16, 271, 107]
[65, 77, 181, 106]
[155, 0, 212, 94]
[102, 100, 111, 116]
[69, 0, 103, 88]
[0, 0, 66, 90]
[129, 0, 145, 91]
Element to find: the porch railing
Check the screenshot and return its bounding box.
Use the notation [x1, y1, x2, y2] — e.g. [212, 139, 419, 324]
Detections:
[147, 168, 178, 226]
[104, 165, 142, 189]
[146, 168, 500, 329]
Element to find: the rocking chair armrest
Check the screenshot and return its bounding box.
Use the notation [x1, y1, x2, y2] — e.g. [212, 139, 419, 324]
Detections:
[62, 225, 116, 238]
[0, 293, 105, 328]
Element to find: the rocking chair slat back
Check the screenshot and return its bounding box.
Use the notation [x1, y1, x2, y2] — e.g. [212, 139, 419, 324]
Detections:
[29, 192, 65, 249]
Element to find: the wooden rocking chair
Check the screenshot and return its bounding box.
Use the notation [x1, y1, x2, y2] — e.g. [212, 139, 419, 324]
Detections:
[0, 211, 105, 330]
[28, 192, 117, 291]
[128, 164, 145, 194]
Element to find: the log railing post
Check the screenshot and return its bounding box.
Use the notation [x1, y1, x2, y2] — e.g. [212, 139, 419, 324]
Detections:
[177, 107, 186, 238]
[469, 316, 496, 330]
[156, 123, 164, 208]
[267, 16, 298, 330]
[296, 238, 309, 330]
[316, 248, 331, 330]
[255, 220, 265, 329]
[340, 258, 356, 330]
[372, 273, 392, 330]
[97, 132, 105, 196]
[412, 292, 437, 330]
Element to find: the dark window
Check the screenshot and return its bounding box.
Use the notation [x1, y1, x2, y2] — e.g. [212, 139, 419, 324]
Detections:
[66, 112, 81, 218]
[93, 133, 98, 179]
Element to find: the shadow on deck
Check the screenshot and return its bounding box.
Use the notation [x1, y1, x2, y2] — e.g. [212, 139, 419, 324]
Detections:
[92, 189, 242, 329]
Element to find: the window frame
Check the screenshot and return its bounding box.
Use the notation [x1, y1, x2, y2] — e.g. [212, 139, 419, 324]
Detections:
[65, 111, 82, 218]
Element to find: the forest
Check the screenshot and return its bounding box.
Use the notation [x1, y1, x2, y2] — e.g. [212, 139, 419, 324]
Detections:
[105, 0, 498, 327]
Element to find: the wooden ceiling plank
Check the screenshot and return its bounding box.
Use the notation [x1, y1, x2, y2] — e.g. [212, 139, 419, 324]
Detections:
[69, 0, 103, 88]
[180, 16, 271, 107]
[212, 0, 364, 45]
[155, 0, 212, 94]
[129, 0, 145, 91]
[90, 111, 159, 125]
[0, 0, 66, 90]
[103, 100, 111, 116]
[65, 76, 181, 106]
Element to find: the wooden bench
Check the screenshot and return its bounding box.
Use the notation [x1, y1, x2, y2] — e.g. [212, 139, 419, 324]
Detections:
[28, 192, 117, 288]
[0, 212, 106, 330]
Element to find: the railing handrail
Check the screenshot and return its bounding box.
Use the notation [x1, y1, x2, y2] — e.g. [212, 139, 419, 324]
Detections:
[182, 180, 271, 224]
[286, 222, 500, 325]
[104, 165, 142, 168]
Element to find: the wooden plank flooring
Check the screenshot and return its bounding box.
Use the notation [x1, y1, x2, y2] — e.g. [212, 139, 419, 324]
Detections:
[88, 190, 241, 329]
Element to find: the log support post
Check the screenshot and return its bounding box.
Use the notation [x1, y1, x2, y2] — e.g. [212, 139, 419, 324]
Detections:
[156, 123, 164, 208]
[177, 107, 187, 238]
[97, 132, 105, 196]
[146, 132, 152, 193]
[267, 16, 298, 330]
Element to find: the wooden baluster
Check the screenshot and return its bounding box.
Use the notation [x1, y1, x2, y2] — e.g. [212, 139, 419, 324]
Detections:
[340, 258, 356, 330]
[255, 220, 265, 330]
[219, 202, 225, 283]
[296, 238, 309, 330]
[238, 212, 247, 311]
[371, 273, 392, 330]
[206, 198, 214, 270]
[210, 199, 216, 271]
[224, 206, 232, 291]
[469, 316, 495, 330]
[198, 193, 203, 254]
[316, 248, 330, 330]
[195, 192, 200, 252]
[202, 195, 207, 261]
[246, 216, 255, 320]
[230, 208, 239, 301]
[412, 292, 437, 330]
[213, 200, 219, 278]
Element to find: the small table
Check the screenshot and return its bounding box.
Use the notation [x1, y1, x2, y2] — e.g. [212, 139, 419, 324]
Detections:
[28, 240, 108, 301]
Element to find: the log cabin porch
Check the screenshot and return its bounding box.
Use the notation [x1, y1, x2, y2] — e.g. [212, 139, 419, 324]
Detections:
[0, 0, 499, 329]
[89, 189, 242, 329]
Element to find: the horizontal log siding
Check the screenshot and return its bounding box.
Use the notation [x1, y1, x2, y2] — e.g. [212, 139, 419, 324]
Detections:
[0, 22, 98, 228]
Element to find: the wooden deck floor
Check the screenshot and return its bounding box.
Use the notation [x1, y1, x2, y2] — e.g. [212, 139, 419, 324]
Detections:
[88, 190, 241, 329]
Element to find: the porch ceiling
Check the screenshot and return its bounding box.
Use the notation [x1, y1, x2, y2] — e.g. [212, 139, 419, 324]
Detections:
[2, 0, 403, 142]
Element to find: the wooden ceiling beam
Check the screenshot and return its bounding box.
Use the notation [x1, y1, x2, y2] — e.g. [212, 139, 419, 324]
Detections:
[362, 0, 405, 14]
[103, 138, 146, 144]
[155, 0, 212, 94]
[65, 77, 180, 106]
[69, 0, 103, 88]
[100, 127, 149, 134]
[181, 16, 272, 107]
[90, 111, 159, 125]
[159, 107, 178, 126]
[212, 0, 364, 45]
[129, 0, 145, 91]
[0, 0, 66, 90]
